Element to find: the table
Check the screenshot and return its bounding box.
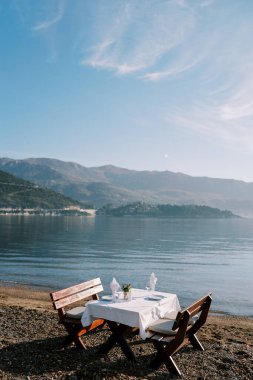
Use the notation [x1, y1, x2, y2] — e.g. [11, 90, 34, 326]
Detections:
[81, 288, 180, 361]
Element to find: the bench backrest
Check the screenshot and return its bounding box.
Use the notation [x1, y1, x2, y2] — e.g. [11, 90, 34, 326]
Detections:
[173, 293, 212, 335]
[50, 277, 103, 310]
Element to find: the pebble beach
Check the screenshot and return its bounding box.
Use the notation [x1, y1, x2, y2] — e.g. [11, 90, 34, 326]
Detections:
[0, 285, 253, 380]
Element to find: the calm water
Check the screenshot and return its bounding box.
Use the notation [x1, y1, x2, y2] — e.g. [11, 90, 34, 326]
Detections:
[0, 215, 252, 317]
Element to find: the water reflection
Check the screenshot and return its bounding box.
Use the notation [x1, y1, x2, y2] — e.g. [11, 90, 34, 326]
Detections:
[0, 215, 253, 316]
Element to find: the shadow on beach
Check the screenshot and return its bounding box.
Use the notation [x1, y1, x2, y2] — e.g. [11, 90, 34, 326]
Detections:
[1, 300, 253, 380]
[0, 334, 172, 379]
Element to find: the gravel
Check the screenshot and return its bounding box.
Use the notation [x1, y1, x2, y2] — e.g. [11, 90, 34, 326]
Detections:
[0, 305, 253, 380]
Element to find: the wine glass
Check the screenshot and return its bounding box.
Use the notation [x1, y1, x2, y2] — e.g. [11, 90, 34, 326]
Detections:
[145, 283, 151, 295]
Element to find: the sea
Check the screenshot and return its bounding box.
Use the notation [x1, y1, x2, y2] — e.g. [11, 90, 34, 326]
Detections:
[0, 215, 252, 317]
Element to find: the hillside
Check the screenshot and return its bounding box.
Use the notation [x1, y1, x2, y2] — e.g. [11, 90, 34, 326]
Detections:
[1, 158, 253, 216]
[0, 170, 82, 209]
[97, 202, 238, 218]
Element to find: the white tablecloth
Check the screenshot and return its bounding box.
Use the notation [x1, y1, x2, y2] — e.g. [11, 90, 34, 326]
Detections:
[81, 288, 180, 339]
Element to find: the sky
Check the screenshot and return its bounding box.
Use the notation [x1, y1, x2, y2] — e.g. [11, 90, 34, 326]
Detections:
[1, 0, 253, 182]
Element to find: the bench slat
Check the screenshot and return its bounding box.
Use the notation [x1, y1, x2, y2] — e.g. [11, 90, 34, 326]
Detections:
[180, 293, 211, 316]
[53, 284, 103, 309]
[151, 334, 175, 343]
[51, 278, 101, 302]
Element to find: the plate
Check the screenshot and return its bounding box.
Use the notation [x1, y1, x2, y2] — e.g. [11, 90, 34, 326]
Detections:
[147, 295, 165, 301]
[101, 295, 113, 301]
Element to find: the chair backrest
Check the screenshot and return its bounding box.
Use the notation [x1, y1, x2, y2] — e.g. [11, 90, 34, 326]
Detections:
[50, 277, 103, 310]
[173, 293, 212, 331]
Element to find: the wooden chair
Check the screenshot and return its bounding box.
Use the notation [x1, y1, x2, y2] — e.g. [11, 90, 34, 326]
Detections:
[50, 277, 105, 350]
[148, 293, 212, 377]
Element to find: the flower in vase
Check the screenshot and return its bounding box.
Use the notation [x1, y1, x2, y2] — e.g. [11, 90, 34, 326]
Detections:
[122, 283, 132, 293]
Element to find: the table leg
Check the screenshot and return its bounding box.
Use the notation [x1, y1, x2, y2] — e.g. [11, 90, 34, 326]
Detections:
[98, 321, 137, 362]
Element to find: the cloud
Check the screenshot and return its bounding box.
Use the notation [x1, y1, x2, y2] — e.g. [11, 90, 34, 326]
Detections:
[152, 0, 253, 154]
[78, 0, 253, 155]
[166, 78, 253, 154]
[83, 38, 146, 75]
[18, 0, 217, 80]
[12, 0, 253, 155]
[219, 81, 253, 121]
[81, 0, 197, 77]
[32, 1, 65, 32]
[142, 60, 199, 81]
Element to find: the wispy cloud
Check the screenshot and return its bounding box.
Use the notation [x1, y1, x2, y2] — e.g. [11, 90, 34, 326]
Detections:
[12, 0, 253, 155]
[32, 1, 65, 32]
[148, 0, 253, 154]
[142, 59, 199, 81]
[81, 0, 197, 77]
[79, 0, 253, 154]
[166, 76, 253, 154]
[17, 0, 217, 80]
[219, 80, 253, 121]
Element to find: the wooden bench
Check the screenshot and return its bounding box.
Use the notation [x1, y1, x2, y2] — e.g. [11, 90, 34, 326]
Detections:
[148, 293, 212, 377]
[50, 278, 105, 350]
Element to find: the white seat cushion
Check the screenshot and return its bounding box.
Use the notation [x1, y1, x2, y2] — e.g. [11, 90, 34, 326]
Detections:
[163, 310, 179, 320]
[148, 319, 177, 335]
[66, 306, 86, 319]
[189, 315, 199, 325]
[163, 311, 199, 325]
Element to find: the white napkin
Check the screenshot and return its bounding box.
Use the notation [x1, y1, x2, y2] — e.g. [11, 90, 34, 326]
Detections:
[150, 272, 157, 291]
[110, 277, 120, 296]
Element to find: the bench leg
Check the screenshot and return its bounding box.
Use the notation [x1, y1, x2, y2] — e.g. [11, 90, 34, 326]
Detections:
[150, 341, 182, 377]
[189, 333, 204, 351]
[164, 355, 182, 377]
[149, 343, 164, 370]
[63, 324, 87, 350]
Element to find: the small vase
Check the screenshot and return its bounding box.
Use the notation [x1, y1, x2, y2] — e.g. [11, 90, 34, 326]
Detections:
[123, 290, 132, 301]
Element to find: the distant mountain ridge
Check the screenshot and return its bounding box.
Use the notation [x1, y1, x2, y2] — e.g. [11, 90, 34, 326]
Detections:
[0, 169, 82, 209]
[1, 157, 253, 216]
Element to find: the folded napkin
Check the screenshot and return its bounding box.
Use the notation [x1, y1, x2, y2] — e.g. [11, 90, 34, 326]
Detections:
[150, 272, 157, 291]
[110, 277, 120, 295]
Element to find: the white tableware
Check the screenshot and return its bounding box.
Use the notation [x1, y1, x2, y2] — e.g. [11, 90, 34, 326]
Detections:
[85, 300, 97, 305]
[116, 291, 123, 300]
[150, 272, 157, 291]
[147, 295, 164, 301]
[101, 295, 113, 301]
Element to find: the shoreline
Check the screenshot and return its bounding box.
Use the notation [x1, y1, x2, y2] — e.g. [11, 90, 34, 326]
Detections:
[1, 283, 253, 379]
[1, 280, 253, 331]
[0, 283, 53, 311]
[1, 280, 251, 319]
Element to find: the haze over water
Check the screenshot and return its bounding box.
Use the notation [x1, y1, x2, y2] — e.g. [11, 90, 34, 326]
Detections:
[0, 215, 252, 317]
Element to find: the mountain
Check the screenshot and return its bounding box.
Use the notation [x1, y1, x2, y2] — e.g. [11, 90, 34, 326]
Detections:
[0, 157, 253, 216]
[97, 202, 238, 218]
[0, 170, 82, 209]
